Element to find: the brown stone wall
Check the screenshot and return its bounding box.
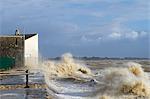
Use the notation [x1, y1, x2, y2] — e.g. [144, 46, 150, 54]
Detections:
[0, 36, 25, 67]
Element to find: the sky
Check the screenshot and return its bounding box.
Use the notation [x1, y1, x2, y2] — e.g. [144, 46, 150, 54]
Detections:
[0, 0, 150, 58]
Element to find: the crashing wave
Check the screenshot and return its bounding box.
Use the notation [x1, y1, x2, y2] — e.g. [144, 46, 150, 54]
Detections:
[42, 53, 93, 80]
[99, 62, 150, 97]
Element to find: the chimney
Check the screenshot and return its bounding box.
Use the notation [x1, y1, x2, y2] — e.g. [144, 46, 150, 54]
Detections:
[15, 28, 20, 35]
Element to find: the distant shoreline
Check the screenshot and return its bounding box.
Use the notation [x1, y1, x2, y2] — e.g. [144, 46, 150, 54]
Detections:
[48, 57, 150, 60]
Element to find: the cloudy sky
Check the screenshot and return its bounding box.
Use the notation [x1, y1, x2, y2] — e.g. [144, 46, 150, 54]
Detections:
[0, 0, 150, 58]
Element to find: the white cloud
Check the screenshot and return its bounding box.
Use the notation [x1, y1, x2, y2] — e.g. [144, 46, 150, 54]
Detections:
[108, 31, 149, 40]
[80, 34, 103, 42]
[125, 31, 139, 39]
[140, 31, 149, 37]
[108, 32, 121, 39]
[80, 31, 149, 43]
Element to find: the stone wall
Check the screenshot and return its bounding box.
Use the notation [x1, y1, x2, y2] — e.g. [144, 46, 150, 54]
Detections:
[0, 36, 25, 67]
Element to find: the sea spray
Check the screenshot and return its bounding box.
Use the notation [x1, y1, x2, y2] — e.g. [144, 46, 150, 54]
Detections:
[97, 62, 150, 98]
[121, 62, 150, 97]
[42, 53, 93, 80]
[126, 62, 149, 80]
[99, 95, 112, 99]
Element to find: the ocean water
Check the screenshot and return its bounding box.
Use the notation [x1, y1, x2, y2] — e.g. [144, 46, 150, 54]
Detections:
[41, 53, 150, 99]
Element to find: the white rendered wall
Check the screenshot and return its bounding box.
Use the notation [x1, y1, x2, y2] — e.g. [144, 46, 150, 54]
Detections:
[25, 34, 38, 67]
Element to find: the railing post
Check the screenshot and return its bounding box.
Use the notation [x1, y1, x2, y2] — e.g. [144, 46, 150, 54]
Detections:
[24, 70, 29, 88]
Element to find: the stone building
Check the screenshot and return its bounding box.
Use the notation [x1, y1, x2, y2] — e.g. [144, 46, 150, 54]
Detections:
[0, 30, 38, 70]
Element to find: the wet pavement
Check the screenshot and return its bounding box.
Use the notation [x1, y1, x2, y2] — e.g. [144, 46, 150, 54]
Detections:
[0, 89, 47, 99]
[0, 70, 47, 99]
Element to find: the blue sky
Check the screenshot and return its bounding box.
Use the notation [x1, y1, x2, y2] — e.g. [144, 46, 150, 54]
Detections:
[0, 0, 150, 58]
